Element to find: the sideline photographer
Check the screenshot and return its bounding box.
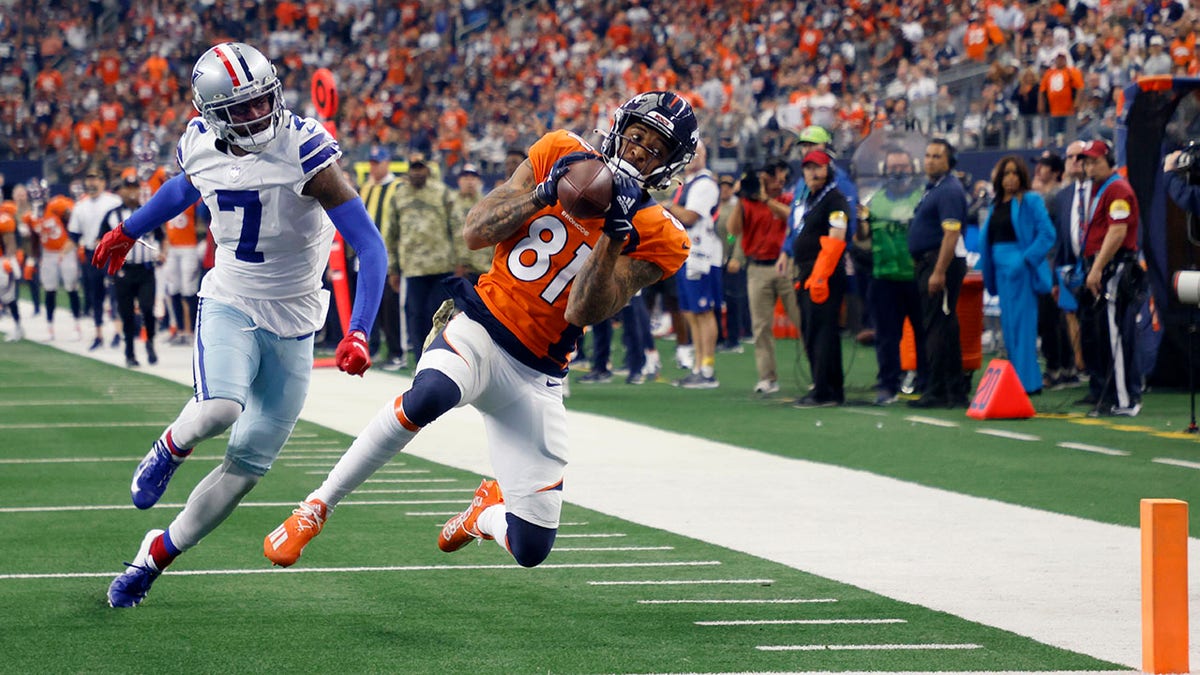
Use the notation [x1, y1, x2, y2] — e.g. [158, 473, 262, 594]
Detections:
[1164, 142, 1200, 213]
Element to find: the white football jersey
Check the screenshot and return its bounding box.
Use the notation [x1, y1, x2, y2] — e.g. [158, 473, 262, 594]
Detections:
[677, 169, 721, 275]
[177, 111, 340, 337]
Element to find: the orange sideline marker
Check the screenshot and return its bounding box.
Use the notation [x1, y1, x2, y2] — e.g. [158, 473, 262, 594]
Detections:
[1142, 498, 1189, 674]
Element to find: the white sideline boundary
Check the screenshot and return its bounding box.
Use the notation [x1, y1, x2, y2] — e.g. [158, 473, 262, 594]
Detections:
[5, 303, 1197, 670]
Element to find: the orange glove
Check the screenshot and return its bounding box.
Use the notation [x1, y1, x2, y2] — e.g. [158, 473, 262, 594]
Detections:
[802, 235, 847, 304]
[23, 259, 36, 281]
[77, 245, 86, 264]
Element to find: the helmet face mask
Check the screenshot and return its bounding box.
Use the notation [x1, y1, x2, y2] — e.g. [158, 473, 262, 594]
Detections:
[600, 91, 699, 190]
[191, 43, 285, 153]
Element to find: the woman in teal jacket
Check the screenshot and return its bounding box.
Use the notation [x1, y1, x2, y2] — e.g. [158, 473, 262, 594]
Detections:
[980, 156, 1057, 395]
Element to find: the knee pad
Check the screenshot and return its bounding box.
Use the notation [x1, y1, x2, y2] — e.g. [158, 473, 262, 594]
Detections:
[400, 369, 461, 427]
[505, 513, 556, 568]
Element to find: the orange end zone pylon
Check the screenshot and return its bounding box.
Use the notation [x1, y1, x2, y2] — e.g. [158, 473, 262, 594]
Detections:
[1142, 498, 1189, 674]
[966, 359, 1035, 420]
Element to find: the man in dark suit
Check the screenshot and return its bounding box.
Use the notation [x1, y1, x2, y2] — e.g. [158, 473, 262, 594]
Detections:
[1044, 141, 1086, 389]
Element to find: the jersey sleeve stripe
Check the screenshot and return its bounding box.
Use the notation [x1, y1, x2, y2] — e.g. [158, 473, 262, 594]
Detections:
[301, 144, 339, 175]
[298, 134, 326, 158]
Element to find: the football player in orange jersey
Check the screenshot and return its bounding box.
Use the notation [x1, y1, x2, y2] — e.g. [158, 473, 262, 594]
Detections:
[0, 199, 22, 341]
[266, 91, 700, 569]
[27, 180, 82, 340]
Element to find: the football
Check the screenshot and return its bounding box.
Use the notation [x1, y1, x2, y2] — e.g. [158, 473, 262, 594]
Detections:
[557, 158, 613, 220]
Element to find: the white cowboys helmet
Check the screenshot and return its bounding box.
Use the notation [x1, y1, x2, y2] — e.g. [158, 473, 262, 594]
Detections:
[191, 42, 285, 153]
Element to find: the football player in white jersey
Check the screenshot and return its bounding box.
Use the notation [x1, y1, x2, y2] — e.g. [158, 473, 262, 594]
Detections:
[93, 42, 387, 608]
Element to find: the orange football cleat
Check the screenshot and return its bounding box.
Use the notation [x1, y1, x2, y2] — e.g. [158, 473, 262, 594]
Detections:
[264, 499, 328, 567]
[438, 479, 503, 553]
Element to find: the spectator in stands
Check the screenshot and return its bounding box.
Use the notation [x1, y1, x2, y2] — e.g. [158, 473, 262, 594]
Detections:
[1039, 50, 1085, 145]
[1144, 35, 1174, 75]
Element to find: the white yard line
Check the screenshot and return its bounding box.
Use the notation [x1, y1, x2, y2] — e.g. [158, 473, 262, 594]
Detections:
[756, 643, 982, 652]
[553, 546, 672, 552]
[697, 618, 905, 626]
[0, 559, 722, 580]
[589, 579, 773, 586]
[637, 598, 837, 605]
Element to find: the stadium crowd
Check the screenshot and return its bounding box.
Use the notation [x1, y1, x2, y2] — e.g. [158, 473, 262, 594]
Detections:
[0, 0, 1169, 418]
[3, 0, 1200, 182]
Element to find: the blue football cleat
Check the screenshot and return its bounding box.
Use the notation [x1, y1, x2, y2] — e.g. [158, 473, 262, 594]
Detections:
[108, 530, 163, 608]
[131, 438, 183, 510]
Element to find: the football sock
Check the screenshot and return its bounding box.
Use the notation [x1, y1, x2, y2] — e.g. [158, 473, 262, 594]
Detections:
[162, 428, 192, 460]
[700, 357, 715, 378]
[168, 459, 260, 550]
[148, 529, 181, 570]
[476, 504, 508, 544]
[310, 399, 417, 508]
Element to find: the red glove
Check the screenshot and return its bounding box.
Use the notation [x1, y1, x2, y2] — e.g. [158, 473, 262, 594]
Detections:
[93, 224, 137, 275]
[335, 330, 371, 376]
[802, 235, 847, 305]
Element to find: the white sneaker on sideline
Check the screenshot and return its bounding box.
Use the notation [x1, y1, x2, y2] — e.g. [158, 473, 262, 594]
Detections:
[754, 379, 779, 394]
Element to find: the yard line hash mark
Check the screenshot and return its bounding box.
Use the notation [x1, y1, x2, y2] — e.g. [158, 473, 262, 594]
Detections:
[1153, 457, 1200, 470]
[977, 429, 1040, 442]
[904, 416, 959, 428]
[1057, 442, 1129, 456]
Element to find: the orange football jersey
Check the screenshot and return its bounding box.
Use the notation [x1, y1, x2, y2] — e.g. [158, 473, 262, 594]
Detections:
[141, 168, 198, 247]
[0, 203, 14, 235]
[468, 129, 689, 374]
[31, 214, 71, 252]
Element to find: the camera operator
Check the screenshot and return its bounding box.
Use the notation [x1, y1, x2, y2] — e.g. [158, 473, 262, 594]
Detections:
[1075, 140, 1145, 416]
[1164, 143, 1200, 213]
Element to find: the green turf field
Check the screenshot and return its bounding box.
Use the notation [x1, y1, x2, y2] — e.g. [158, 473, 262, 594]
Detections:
[0, 338, 1134, 672]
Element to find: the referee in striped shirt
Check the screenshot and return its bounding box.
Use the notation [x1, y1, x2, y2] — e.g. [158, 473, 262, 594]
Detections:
[102, 171, 165, 367]
[360, 146, 405, 369]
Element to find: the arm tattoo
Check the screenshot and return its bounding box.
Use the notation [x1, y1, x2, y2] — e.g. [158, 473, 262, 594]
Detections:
[566, 238, 663, 326]
[465, 184, 543, 246]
